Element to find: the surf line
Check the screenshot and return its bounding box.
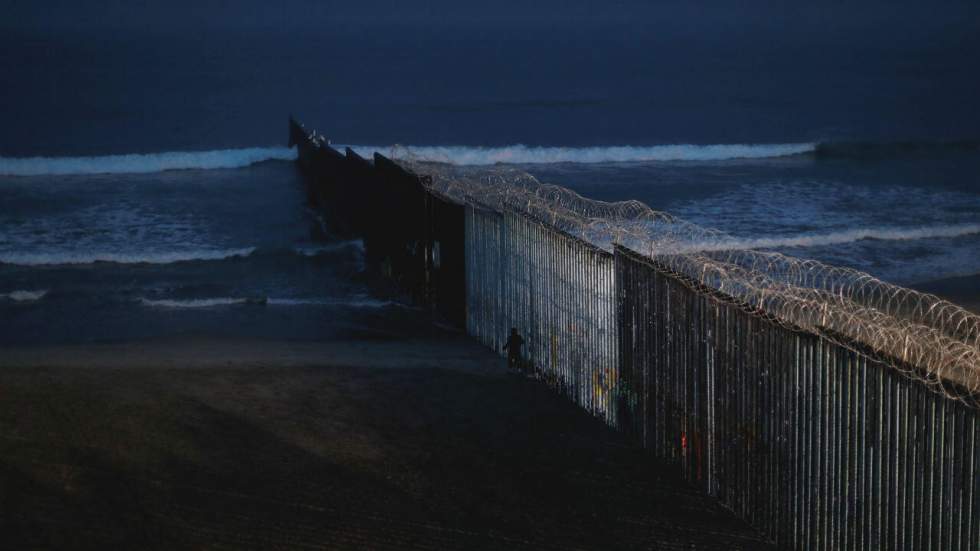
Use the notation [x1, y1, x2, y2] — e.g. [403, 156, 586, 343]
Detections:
[0, 147, 298, 176]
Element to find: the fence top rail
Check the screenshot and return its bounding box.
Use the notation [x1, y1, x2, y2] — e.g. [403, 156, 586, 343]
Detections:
[616, 245, 979, 404]
[615, 245, 792, 327]
[380, 154, 610, 256]
[499, 208, 613, 257]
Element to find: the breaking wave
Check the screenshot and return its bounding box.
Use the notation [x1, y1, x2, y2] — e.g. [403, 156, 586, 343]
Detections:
[347, 143, 817, 165]
[4, 140, 974, 175]
[350, 139, 979, 165]
[0, 290, 48, 302]
[0, 242, 365, 266]
[0, 248, 256, 266]
[0, 147, 297, 176]
[688, 223, 980, 252]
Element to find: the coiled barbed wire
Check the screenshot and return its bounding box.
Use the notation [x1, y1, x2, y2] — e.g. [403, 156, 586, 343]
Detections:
[392, 152, 980, 402]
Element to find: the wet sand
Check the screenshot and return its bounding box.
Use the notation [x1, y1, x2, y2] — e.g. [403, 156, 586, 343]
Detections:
[0, 333, 772, 550]
[910, 273, 980, 314]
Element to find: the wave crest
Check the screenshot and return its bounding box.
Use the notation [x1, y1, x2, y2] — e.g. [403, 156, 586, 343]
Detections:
[0, 147, 297, 176]
[0, 248, 256, 266]
[0, 241, 365, 267]
[4, 139, 976, 174]
[688, 223, 980, 252]
[0, 290, 48, 302]
[347, 143, 816, 165]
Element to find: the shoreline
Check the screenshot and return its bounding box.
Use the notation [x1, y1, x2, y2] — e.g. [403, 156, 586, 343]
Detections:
[0, 334, 501, 373]
[0, 333, 771, 549]
[909, 273, 980, 314]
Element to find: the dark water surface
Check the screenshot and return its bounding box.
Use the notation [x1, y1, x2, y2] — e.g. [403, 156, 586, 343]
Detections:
[1, 17, 978, 345]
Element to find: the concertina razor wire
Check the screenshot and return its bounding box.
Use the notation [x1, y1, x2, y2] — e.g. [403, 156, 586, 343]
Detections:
[391, 152, 980, 402]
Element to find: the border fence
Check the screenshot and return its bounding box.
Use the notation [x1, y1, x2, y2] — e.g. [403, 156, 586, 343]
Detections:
[616, 247, 978, 550]
[290, 118, 978, 550]
[465, 207, 619, 424]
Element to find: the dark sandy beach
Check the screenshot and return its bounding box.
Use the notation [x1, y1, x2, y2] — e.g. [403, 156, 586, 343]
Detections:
[0, 333, 773, 550]
[911, 273, 980, 314]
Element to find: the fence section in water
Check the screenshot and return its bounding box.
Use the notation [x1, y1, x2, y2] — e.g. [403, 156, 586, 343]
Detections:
[422, 188, 467, 326]
[615, 245, 979, 550]
[290, 119, 468, 321]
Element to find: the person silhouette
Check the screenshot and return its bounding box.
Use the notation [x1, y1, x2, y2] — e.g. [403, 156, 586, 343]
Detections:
[502, 328, 524, 372]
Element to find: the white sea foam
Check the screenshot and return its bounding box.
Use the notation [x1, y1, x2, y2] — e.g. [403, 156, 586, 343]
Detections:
[0, 147, 297, 176]
[0, 143, 813, 174]
[0, 248, 256, 266]
[345, 143, 816, 165]
[0, 290, 48, 302]
[0, 243, 369, 266]
[688, 223, 980, 252]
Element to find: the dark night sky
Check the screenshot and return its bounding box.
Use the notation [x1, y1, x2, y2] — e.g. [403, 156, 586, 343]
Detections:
[3, 1, 979, 37]
[2, 0, 978, 151]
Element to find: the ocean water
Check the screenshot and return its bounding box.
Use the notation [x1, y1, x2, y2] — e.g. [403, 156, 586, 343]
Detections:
[1, 21, 978, 345]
